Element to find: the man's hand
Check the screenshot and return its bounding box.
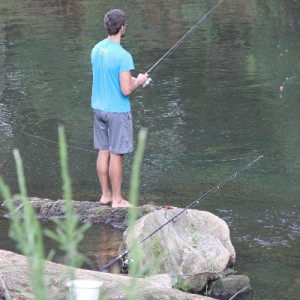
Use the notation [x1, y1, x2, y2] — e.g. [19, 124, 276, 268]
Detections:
[120, 71, 149, 96]
[135, 73, 149, 86]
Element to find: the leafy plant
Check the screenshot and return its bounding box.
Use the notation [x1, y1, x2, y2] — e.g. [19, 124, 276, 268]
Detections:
[172, 276, 190, 293]
[44, 126, 90, 270]
[192, 236, 199, 248]
[0, 126, 158, 299]
[123, 128, 148, 299]
[181, 284, 191, 293]
[204, 283, 211, 296]
[0, 126, 90, 299]
[0, 150, 46, 300]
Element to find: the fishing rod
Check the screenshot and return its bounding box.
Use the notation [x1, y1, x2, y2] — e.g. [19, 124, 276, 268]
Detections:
[99, 154, 263, 272]
[143, 0, 225, 87]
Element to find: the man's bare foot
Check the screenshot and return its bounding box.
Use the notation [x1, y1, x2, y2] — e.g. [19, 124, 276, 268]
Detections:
[111, 198, 133, 208]
[99, 195, 112, 205]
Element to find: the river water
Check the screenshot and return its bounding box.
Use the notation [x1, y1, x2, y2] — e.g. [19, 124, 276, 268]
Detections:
[0, 0, 299, 299]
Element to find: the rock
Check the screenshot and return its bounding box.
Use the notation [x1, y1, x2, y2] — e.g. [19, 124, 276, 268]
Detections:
[210, 275, 251, 299]
[0, 279, 5, 298]
[0, 250, 217, 300]
[278, 272, 300, 300]
[2, 197, 157, 229]
[120, 208, 236, 292]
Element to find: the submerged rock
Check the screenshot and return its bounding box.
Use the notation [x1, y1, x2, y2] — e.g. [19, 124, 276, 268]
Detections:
[278, 272, 300, 300]
[210, 275, 251, 299]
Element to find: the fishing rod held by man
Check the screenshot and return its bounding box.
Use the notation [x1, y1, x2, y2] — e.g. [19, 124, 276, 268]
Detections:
[143, 0, 225, 87]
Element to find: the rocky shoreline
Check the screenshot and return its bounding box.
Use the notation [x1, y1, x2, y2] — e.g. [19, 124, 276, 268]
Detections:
[0, 249, 216, 300]
[2, 197, 252, 299]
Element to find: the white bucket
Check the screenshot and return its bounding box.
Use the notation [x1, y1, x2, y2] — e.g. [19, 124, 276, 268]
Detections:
[67, 279, 103, 300]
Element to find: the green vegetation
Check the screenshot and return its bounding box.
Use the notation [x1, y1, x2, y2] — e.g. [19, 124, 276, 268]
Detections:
[0, 126, 90, 299]
[0, 126, 154, 299]
[150, 236, 165, 258]
[92, 205, 108, 214]
[172, 276, 191, 293]
[189, 222, 199, 248]
[44, 126, 90, 270]
[0, 149, 47, 300]
[123, 128, 148, 299]
[204, 283, 211, 296]
[192, 236, 199, 248]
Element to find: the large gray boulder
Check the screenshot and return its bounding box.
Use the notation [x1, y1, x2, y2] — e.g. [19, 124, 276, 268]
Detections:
[120, 208, 236, 292]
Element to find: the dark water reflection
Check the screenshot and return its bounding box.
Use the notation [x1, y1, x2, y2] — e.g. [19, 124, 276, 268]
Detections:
[0, 214, 123, 272]
[0, 0, 299, 299]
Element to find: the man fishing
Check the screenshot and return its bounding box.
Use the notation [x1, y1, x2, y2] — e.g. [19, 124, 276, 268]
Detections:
[91, 9, 149, 208]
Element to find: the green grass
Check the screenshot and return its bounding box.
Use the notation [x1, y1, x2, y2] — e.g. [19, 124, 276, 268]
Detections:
[0, 126, 155, 300]
[0, 126, 90, 299]
[0, 150, 46, 300]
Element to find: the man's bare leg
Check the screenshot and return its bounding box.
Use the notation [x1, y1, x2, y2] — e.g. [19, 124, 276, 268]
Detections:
[97, 150, 112, 204]
[109, 153, 131, 208]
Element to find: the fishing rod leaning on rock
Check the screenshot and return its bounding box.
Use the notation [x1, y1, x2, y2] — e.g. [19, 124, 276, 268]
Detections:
[143, 0, 225, 87]
[99, 155, 263, 272]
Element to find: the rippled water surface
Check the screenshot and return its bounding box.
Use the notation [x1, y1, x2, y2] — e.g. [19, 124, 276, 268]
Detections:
[0, 0, 299, 299]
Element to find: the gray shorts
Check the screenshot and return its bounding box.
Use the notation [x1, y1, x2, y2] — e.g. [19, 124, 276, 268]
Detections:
[94, 109, 133, 154]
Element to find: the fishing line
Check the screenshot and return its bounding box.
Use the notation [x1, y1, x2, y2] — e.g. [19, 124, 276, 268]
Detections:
[143, 0, 225, 86]
[21, 130, 96, 154]
[98, 154, 263, 272]
[22, 130, 255, 163]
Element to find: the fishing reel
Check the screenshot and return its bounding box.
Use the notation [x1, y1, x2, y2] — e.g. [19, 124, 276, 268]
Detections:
[143, 77, 153, 88]
[120, 256, 134, 273]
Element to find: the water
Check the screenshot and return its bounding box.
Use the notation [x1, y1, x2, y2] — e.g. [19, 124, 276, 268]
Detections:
[0, 0, 299, 299]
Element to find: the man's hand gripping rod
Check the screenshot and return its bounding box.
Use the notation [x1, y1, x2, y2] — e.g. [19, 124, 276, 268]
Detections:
[143, 76, 153, 88]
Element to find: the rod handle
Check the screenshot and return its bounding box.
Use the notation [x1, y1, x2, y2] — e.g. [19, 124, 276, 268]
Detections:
[143, 77, 153, 88]
[99, 251, 128, 272]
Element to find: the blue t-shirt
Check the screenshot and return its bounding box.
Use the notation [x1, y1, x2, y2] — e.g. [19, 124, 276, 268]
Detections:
[91, 39, 134, 113]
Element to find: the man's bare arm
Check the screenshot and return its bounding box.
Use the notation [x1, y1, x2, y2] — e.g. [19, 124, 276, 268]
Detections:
[120, 71, 149, 96]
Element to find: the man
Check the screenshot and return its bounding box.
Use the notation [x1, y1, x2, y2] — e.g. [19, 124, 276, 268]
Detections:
[91, 9, 149, 208]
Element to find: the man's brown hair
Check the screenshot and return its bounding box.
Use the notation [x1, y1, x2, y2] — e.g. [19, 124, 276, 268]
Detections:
[104, 9, 126, 35]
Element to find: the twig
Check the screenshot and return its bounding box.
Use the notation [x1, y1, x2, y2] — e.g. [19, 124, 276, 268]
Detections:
[228, 286, 249, 300]
[0, 276, 11, 299]
[170, 270, 222, 277]
[170, 267, 236, 278]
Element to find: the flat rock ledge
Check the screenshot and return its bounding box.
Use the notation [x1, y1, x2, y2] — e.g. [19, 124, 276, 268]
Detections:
[3, 197, 158, 229]
[0, 249, 217, 300]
